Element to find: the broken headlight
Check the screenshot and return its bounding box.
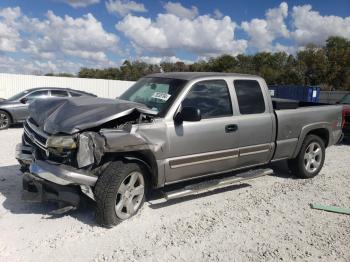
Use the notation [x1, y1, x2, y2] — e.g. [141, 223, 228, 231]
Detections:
[46, 136, 77, 149]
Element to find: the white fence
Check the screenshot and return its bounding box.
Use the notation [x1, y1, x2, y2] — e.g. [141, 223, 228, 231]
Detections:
[0, 73, 135, 99]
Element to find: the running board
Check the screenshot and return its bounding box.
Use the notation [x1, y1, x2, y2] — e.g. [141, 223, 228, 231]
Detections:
[161, 168, 273, 202]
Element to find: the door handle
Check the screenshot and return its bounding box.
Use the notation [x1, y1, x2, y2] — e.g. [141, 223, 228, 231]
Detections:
[225, 124, 238, 133]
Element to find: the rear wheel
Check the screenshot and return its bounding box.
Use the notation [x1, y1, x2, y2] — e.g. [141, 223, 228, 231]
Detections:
[94, 161, 147, 227]
[0, 110, 11, 130]
[288, 135, 325, 178]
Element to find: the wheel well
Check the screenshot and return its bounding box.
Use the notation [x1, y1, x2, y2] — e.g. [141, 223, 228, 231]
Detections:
[307, 128, 329, 147]
[0, 109, 13, 124]
[104, 150, 159, 188]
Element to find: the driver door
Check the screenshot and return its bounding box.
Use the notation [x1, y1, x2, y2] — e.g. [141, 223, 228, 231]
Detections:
[164, 80, 240, 183]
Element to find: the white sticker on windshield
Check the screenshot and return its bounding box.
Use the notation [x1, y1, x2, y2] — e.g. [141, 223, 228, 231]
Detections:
[151, 92, 171, 101]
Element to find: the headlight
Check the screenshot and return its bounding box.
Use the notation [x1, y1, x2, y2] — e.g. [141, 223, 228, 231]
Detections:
[46, 136, 77, 149]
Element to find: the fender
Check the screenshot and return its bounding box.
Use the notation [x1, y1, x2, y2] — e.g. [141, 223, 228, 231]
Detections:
[292, 122, 332, 158]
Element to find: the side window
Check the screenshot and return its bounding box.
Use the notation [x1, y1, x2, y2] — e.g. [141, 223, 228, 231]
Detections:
[51, 90, 69, 97]
[69, 92, 82, 97]
[25, 90, 49, 100]
[233, 80, 265, 114]
[182, 80, 232, 119]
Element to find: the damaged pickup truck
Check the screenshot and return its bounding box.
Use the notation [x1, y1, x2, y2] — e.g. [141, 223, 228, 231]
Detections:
[16, 72, 343, 227]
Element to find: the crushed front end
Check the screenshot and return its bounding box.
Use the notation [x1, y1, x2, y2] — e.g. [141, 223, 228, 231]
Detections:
[16, 117, 98, 208]
[15, 97, 160, 209]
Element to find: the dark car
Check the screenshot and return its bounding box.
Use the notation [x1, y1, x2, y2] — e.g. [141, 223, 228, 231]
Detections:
[338, 94, 350, 139]
[0, 88, 96, 130]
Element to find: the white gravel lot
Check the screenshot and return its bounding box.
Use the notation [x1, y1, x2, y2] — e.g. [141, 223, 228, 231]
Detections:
[0, 127, 349, 262]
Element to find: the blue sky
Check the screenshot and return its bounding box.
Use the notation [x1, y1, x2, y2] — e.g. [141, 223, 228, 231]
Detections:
[0, 0, 349, 74]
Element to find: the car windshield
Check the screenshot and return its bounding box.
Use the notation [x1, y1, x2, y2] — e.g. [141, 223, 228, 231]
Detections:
[120, 77, 188, 116]
[7, 90, 30, 101]
[340, 94, 350, 104]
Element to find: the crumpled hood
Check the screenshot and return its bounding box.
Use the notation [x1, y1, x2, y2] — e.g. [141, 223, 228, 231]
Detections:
[29, 97, 157, 135]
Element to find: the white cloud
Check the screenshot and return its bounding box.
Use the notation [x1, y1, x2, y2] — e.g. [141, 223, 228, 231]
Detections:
[23, 11, 119, 63]
[116, 14, 247, 56]
[241, 2, 289, 51]
[0, 7, 21, 52]
[0, 54, 83, 74]
[61, 0, 100, 8]
[163, 2, 198, 19]
[291, 4, 350, 46]
[0, 6, 120, 73]
[139, 56, 192, 64]
[106, 0, 147, 16]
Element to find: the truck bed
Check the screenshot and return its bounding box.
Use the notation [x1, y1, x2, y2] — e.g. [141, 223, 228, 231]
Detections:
[272, 102, 343, 161]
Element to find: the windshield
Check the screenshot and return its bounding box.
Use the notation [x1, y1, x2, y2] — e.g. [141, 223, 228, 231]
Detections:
[120, 77, 188, 116]
[340, 94, 350, 104]
[7, 90, 30, 101]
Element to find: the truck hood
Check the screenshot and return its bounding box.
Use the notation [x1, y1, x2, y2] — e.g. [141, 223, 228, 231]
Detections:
[28, 97, 157, 135]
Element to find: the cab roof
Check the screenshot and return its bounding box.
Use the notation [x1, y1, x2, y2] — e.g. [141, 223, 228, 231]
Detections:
[146, 72, 259, 81]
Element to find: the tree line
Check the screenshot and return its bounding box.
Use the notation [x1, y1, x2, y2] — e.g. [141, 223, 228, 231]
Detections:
[46, 37, 350, 91]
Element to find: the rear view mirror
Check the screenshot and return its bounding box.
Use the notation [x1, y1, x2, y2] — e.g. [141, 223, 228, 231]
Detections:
[174, 106, 201, 123]
[20, 97, 28, 104]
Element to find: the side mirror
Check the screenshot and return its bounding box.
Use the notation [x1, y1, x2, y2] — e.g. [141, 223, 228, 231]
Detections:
[20, 97, 28, 104]
[174, 106, 201, 124]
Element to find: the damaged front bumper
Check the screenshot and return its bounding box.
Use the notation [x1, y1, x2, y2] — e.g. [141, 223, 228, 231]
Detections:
[22, 161, 97, 205]
[29, 160, 97, 186]
[17, 141, 98, 205]
[15, 143, 33, 166]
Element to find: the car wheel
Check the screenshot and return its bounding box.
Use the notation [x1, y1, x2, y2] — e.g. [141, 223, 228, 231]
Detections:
[94, 160, 147, 227]
[0, 110, 11, 130]
[288, 134, 325, 178]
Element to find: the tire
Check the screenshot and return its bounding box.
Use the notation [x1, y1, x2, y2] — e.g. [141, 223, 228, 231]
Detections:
[94, 160, 147, 227]
[288, 134, 325, 179]
[0, 110, 11, 130]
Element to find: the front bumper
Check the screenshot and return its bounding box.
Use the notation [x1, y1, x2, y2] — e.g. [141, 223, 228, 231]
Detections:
[16, 142, 98, 204]
[15, 143, 33, 165]
[29, 160, 97, 186]
[16, 143, 97, 186]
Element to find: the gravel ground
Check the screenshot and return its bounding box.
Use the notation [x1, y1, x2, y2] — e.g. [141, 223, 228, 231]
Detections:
[0, 128, 349, 262]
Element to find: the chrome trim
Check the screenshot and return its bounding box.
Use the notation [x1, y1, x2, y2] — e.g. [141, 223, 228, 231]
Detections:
[26, 119, 48, 139]
[239, 148, 270, 156]
[165, 160, 272, 185]
[168, 144, 272, 169]
[169, 148, 239, 169]
[29, 160, 97, 186]
[23, 123, 48, 153]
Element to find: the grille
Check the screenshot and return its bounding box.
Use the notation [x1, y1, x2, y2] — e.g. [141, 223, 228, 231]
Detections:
[23, 118, 49, 154]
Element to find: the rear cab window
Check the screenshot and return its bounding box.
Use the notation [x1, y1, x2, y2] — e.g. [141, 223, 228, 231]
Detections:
[233, 80, 265, 114]
[182, 80, 233, 119]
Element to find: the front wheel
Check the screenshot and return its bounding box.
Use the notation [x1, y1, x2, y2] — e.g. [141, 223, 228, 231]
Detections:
[288, 135, 325, 178]
[0, 110, 11, 130]
[94, 161, 147, 227]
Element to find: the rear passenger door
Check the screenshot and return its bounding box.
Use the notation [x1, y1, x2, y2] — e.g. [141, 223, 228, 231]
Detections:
[165, 80, 240, 183]
[233, 79, 274, 168]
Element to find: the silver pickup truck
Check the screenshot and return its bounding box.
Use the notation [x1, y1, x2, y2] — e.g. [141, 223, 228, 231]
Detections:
[16, 72, 343, 227]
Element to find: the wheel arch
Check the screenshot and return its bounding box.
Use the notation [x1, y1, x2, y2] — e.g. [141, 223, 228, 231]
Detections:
[292, 123, 331, 158]
[103, 150, 162, 189]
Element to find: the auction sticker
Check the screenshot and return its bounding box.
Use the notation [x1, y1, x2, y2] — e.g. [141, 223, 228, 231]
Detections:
[151, 92, 171, 101]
